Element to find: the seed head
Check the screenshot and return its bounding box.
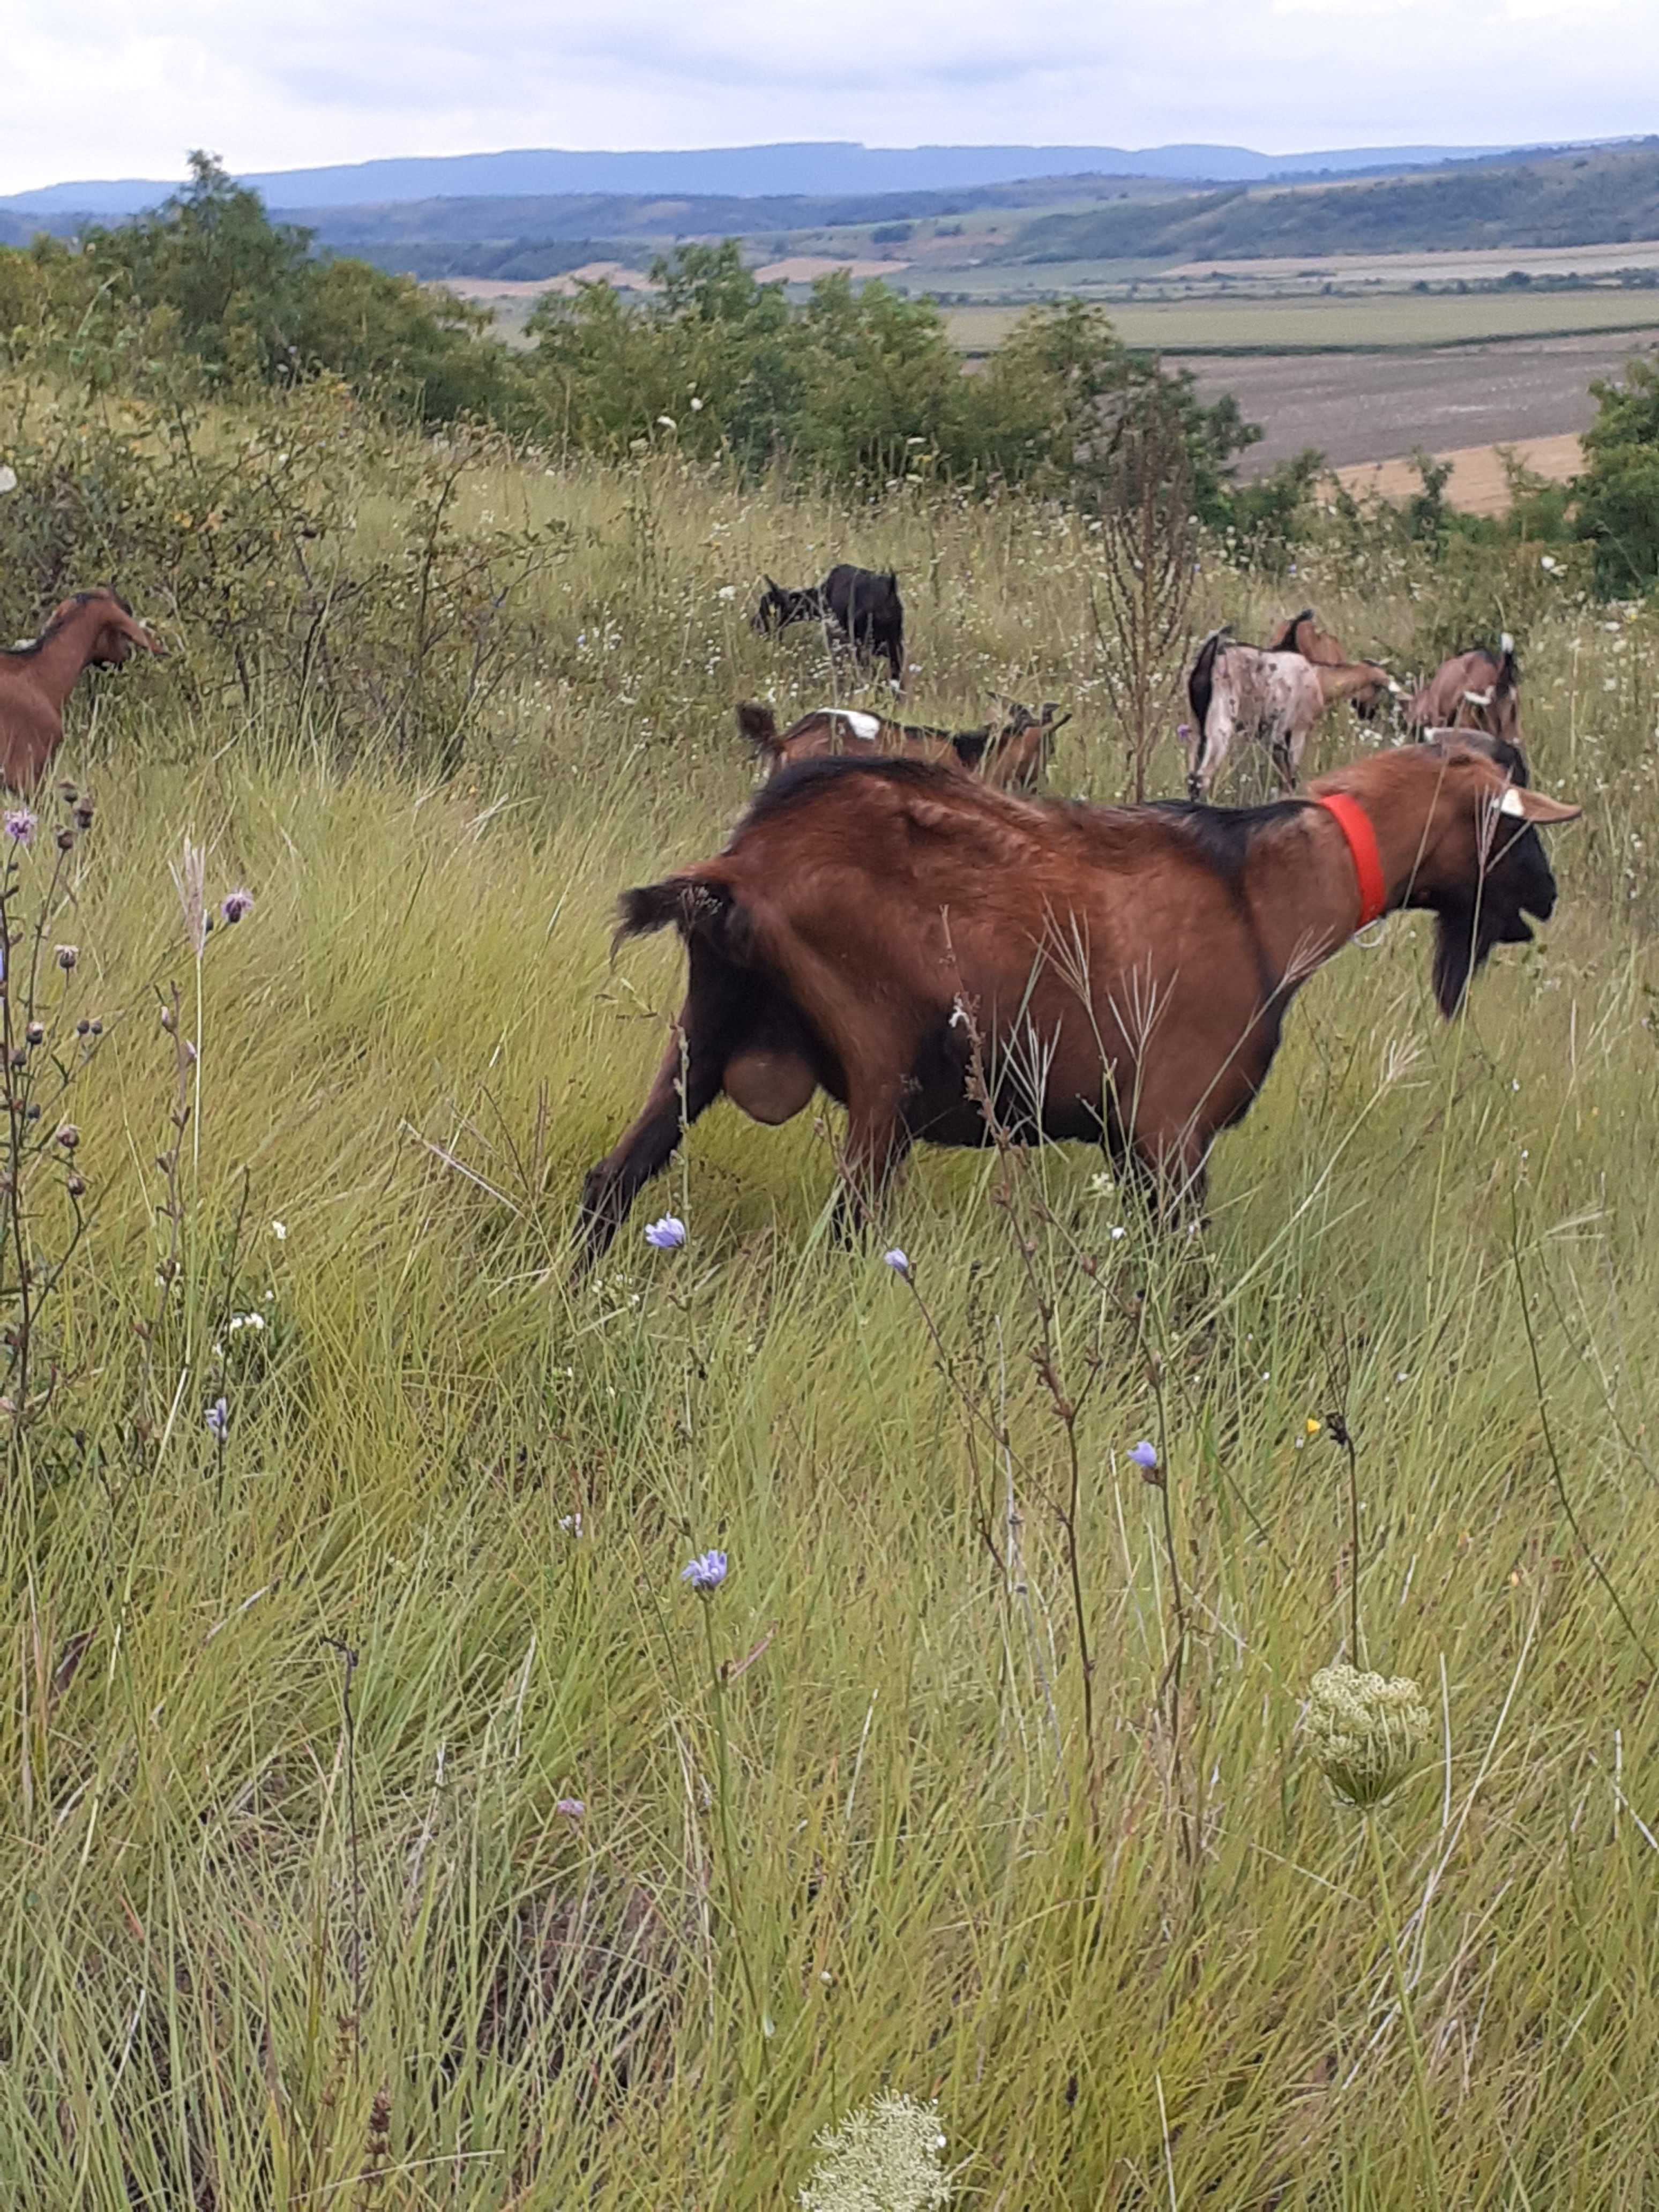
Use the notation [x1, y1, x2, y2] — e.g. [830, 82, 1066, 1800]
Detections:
[799, 2093, 951, 2212]
[55, 828, 74, 853]
[24, 1022, 42, 1047]
[681, 1548, 728, 1595]
[54, 944, 78, 971]
[55, 1124, 79, 1151]
[65, 1171, 85, 1198]
[1305, 1662, 1431, 1810]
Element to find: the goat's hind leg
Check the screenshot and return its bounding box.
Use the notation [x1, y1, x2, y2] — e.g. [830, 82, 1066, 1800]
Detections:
[1125, 1127, 1210, 1234]
[574, 962, 738, 1268]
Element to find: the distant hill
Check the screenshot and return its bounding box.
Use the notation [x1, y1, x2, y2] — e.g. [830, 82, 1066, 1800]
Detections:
[1002, 140, 1659, 264]
[282, 172, 1183, 254]
[0, 137, 1581, 222]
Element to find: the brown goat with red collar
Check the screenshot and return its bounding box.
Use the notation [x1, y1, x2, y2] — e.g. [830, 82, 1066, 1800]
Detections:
[577, 735, 1579, 1262]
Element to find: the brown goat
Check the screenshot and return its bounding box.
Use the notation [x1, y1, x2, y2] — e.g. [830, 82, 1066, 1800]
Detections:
[578, 735, 1579, 1261]
[1406, 636, 1520, 744]
[1264, 607, 1389, 719]
[736, 698, 1068, 791]
[0, 588, 163, 788]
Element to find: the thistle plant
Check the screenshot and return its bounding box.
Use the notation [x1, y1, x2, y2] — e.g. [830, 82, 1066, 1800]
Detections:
[139, 846, 258, 1458]
[798, 2094, 951, 2212]
[1306, 1663, 1439, 2205]
[0, 782, 105, 1464]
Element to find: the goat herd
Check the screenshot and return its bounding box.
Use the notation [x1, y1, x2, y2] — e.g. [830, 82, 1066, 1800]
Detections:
[0, 571, 1581, 1273]
[579, 561, 1576, 1264]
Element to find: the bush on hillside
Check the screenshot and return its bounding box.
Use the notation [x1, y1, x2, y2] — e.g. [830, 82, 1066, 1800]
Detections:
[1574, 356, 1659, 597]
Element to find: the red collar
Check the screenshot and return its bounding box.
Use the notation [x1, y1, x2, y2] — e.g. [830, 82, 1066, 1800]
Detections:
[1315, 792, 1387, 931]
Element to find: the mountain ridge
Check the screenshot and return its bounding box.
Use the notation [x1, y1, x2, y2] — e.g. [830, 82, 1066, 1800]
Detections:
[0, 137, 1602, 218]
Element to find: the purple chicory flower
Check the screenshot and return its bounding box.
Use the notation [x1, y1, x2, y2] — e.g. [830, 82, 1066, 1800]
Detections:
[883, 1248, 910, 1276]
[205, 1396, 230, 1441]
[221, 888, 253, 924]
[644, 1215, 686, 1250]
[1130, 1440, 1159, 1471]
[554, 1797, 586, 1819]
[1177, 723, 1191, 739]
[681, 1548, 728, 1594]
[4, 810, 35, 845]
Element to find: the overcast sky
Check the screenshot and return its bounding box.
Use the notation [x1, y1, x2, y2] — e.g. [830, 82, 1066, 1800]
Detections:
[6, 0, 1656, 196]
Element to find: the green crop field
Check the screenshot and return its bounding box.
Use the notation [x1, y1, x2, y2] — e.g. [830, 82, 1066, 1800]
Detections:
[947, 289, 1659, 355]
[2, 392, 1659, 2208]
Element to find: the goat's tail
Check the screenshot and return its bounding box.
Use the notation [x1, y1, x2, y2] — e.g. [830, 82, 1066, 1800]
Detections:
[1187, 627, 1225, 742]
[612, 872, 752, 963]
[735, 700, 782, 758]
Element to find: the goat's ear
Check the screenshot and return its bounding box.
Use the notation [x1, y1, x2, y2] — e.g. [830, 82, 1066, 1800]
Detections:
[1498, 785, 1582, 824]
[763, 574, 779, 592]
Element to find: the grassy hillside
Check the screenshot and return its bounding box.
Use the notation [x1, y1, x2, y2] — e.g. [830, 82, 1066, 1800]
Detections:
[3, 410, 1659, 2205]
[1007, 140, 1659, 265]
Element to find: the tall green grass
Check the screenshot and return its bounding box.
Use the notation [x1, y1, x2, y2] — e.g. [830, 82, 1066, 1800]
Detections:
[2, 441, 1657, 2208]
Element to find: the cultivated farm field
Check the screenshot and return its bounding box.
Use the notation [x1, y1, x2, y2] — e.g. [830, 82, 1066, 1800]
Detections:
[4, 410, 1659, 2207]
[1183, 329, 1659, 475]
[946, 293, 1659, 357]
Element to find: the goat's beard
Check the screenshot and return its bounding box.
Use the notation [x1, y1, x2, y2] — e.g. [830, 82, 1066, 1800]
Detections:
[1431, 894, 1537, 1017]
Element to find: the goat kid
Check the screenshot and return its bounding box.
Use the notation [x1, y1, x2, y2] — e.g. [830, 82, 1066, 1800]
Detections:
[736, 697, 1067, 791]
[0, 588, 163, 788]
[1264, 607, 1391, 719]
[578, 735, 1578, 1262]
[751, 564, 905, 686]
[1185, 627, 1399, 801]
[1406, 635, 1520, 744]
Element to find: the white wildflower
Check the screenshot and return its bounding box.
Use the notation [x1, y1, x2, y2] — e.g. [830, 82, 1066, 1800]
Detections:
[799, 2094, 951, 2212]
[1305, 1663, 1431, 1809]
[0, 465, 17, 496]
[271, 1220, 287, 1241]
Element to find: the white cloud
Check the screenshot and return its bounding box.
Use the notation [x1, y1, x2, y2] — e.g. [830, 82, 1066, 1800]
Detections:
[3, 0, 1655, 197]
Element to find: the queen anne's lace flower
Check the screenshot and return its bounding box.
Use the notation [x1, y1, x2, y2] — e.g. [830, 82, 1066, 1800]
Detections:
[1305, 1663, 1431, 1808]
[799, 2094, 951, 2212]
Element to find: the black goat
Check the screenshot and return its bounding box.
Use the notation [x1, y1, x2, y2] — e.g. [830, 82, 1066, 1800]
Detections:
[751, 564, 904, 686]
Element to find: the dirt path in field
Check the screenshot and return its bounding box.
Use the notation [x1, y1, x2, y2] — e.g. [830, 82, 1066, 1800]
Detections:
[1177, 328, 1659, 475]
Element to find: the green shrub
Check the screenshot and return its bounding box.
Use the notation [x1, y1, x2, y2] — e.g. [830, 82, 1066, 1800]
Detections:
[1575, 355, 1659, 596]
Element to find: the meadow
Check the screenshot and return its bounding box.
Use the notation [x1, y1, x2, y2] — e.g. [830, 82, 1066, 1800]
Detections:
[4, 410, 1659, 2208]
